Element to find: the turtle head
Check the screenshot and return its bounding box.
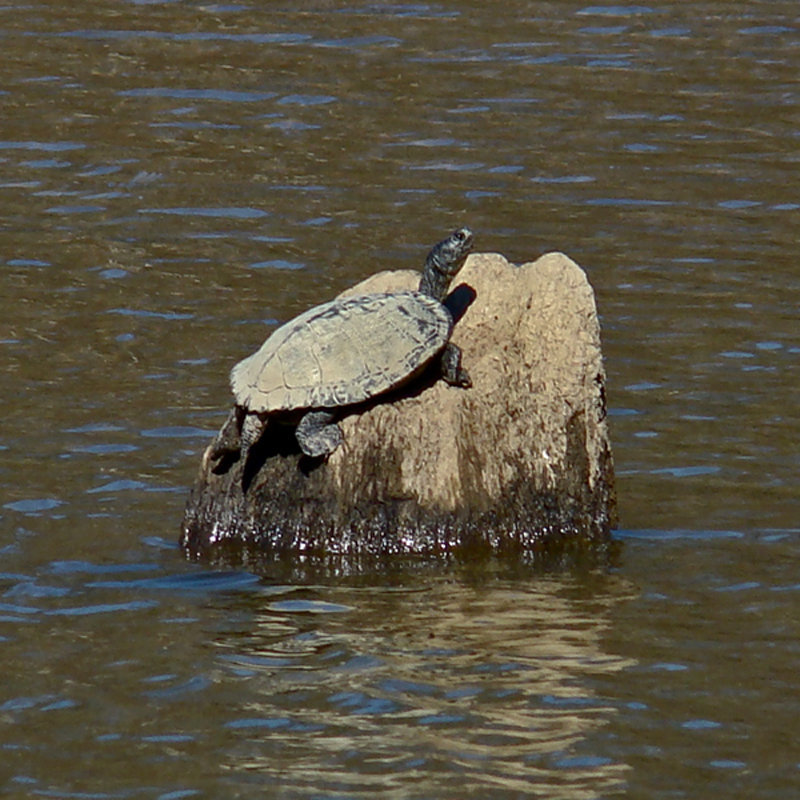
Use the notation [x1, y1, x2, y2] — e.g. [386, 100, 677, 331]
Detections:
[429, 226, 474, 276]
[419, 226, 474, 300]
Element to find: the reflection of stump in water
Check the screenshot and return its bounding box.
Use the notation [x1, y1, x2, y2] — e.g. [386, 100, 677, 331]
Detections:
[181, 251, 617, 566]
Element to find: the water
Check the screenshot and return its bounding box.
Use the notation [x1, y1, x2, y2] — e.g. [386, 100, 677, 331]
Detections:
[2, 1, 799, 797]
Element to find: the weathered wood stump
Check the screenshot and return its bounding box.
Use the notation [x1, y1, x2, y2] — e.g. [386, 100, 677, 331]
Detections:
[180, 251, 617, 567]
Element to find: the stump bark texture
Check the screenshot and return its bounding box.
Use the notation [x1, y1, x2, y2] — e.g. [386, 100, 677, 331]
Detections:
[181, 251, 617, 565]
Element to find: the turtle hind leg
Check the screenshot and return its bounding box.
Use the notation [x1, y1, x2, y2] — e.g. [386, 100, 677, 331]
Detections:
[207, 405, 245, 461]
[440, 343, 471, 388]
[240, 411, 267, 461]
[295, 410, 343, 458]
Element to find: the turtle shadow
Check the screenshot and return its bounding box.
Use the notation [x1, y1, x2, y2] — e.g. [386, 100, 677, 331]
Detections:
[444, 282, 476, 324]
[241, 418, 314, 490]
[210, 449, 238, 476]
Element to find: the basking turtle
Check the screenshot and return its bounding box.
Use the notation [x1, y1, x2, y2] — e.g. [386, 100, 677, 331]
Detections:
[208, 226, 474, 463]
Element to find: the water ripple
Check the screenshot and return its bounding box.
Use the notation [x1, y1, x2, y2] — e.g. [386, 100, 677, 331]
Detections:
[0, 141, 85, 151]
[4, 498, 64, 513]
[45, 599, 159, 616]
[119, 88, 277, 102]
[138, 206, 268, 218]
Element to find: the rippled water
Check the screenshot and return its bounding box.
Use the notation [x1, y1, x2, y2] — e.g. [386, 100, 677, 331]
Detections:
[2, 2, 800, 797]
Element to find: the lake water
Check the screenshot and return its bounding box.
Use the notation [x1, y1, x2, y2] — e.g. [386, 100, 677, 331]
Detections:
[1, 2, 799, 797]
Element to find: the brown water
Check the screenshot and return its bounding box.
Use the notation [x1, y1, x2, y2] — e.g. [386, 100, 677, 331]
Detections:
[2, 2, 799, 797]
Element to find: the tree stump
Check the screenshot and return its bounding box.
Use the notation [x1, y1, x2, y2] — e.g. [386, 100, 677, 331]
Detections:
[180, 251, 617, 568]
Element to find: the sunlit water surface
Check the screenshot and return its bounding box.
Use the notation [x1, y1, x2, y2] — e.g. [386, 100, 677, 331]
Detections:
[1, 2, 799, 797]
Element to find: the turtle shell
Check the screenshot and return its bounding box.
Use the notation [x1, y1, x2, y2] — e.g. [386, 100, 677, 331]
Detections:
[231, 291, 453, 413]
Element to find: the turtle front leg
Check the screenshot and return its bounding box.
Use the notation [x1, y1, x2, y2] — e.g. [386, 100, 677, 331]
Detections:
[440, 343, 471, 388]
[295, 410, 343, 458]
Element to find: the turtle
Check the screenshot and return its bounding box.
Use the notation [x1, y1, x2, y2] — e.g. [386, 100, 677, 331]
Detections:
[208, 226, 474, 465]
